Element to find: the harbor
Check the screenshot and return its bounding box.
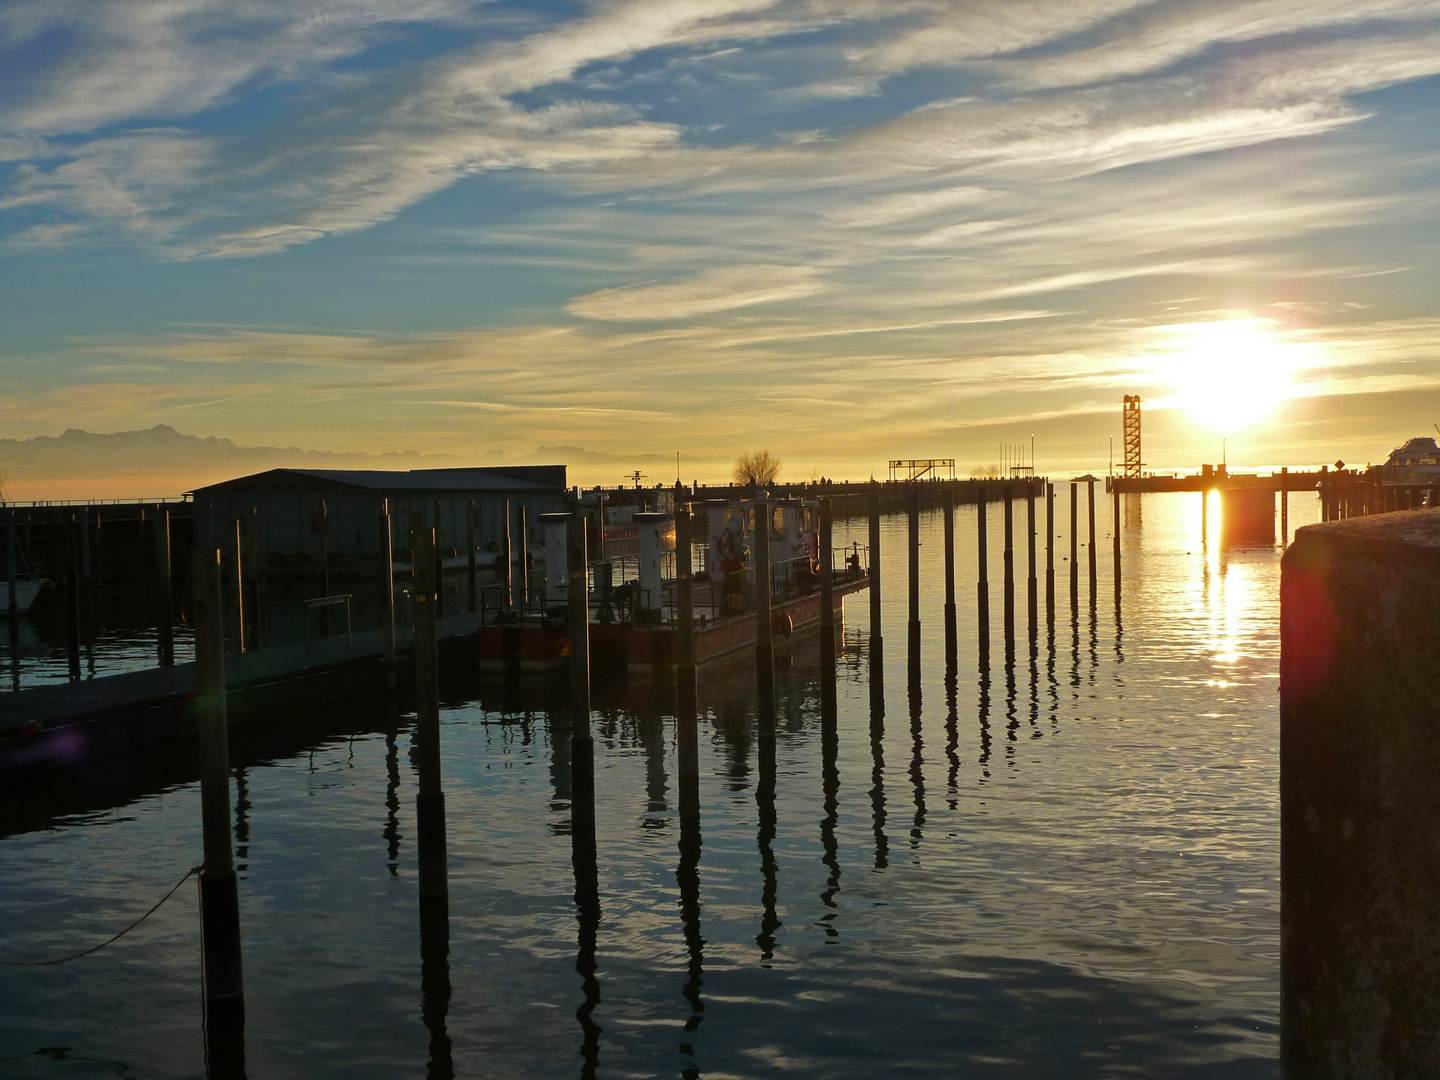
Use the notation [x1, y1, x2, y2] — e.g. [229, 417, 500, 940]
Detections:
[2, 470, 1060, 712]
[2, 487, 1294, 1078]
[9, 429, 1440, 1077]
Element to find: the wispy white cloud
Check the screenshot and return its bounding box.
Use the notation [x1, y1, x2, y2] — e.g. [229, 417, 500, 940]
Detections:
[6, 0, 1440, 259]
[846, 0, 1156, 74]
[831, 185, 992, 228]
[1001, 0, 1440, 91]
[5, 0, 1440, 476]
[0, 0, 486, 134]
[567, 263, 828, 320]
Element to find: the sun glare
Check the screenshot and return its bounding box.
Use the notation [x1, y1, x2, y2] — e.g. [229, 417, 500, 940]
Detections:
[1161, 319, 1297, 430]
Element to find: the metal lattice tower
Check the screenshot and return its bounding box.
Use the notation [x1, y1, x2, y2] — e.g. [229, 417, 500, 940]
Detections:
[1122, 396, 1142, 478]
[888, 459, 956, 482]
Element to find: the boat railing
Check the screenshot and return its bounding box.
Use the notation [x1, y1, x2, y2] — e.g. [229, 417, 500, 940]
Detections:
[302, 593, 353, 644]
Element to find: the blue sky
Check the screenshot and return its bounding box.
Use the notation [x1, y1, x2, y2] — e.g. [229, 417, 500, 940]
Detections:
[4, 0, 1440, 487]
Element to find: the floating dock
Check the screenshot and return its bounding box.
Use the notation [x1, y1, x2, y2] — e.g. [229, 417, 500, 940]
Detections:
[1, 612, 486, 765]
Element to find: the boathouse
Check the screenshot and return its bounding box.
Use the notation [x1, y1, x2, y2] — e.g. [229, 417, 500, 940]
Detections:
[191, 466, 567, 577]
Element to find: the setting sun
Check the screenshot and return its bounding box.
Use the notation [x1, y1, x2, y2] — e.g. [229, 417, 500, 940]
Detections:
[1155, 319, 1300, 431]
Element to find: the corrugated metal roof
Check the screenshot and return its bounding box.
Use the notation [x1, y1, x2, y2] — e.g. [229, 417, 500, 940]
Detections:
[195, 466, 565, 494]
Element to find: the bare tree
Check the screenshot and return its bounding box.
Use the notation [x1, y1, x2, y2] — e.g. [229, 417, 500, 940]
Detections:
[733, 449, 782, 488]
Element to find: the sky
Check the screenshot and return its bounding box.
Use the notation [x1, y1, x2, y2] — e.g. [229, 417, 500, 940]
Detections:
[4, 0, 1440, 491]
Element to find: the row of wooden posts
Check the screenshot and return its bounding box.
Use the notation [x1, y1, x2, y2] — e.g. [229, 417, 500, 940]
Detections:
[1317, 481, 1438, 522]
[5, 505, 177, 686]
[182, 477, 1119, 1072]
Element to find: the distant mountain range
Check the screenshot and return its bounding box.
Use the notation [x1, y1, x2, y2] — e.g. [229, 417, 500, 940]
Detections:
[0, 425, 445, 478]
[0, 425, 703, 500]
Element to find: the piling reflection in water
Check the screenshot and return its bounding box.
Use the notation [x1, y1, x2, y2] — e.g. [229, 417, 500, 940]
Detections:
[868, 673, 888, 870]
[419, 886, 454, 1080]
[1114, 586, 1125, 666]
[818, 663, 841, 938]
[908, 658, 926, 849]
[571, 798, 601, 1079]
[977, 652, 993, 780]
[1088, 588, 1100, 688]
[1046, 618, 1059, 732]
[707, 690, 750, 793]
[7, 615, 18, 693]
[1004, 630, 1019, 765]
[944, 652, 960, 810]
[1070, 601, 1082, 698]
[546, 708, 574, 828]
[384, 726, 402, 872]
[675, 723, 704, 1071]
[1027, 635, 1040, 740]
[755, 732, 780, 962]
[204, 995, 248, 1080]
[638, 696, 669, 829]
[233, 768, 250, 876]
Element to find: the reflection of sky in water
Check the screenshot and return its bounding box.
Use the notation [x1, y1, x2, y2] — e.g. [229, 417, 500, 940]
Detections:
[0, 492, 1314, 1078]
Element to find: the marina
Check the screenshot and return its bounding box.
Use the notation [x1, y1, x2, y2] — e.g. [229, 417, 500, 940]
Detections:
[2, 437, 1428, 1080]
[0, 488, 1299, 1078]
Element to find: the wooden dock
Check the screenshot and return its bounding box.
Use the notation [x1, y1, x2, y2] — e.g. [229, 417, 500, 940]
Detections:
[1110, 469, 1322, 493]
[0, 612, 485, 759]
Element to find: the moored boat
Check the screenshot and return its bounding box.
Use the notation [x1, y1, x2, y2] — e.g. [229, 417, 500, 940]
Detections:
[1, 575, 46, 615]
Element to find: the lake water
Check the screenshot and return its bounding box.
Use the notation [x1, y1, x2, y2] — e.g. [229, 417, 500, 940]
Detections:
[0, 491, 1314, 1078]
[1, 584, 197, 691]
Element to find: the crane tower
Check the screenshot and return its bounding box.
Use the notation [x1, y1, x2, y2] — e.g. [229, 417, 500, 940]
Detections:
[1122, 396, 1142, 479]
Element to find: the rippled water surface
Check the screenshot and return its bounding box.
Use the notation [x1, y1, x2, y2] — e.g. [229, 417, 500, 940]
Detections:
[0, 492, 1313, 1078]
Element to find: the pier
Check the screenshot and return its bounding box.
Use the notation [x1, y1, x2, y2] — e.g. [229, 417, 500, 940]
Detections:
[3, 474, 1067, 746]
[3, 464, 1314, 765]
[1110, 467, 1321, 493]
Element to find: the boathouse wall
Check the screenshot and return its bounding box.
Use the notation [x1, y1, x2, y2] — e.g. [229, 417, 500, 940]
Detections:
[192, 467, 566, 576]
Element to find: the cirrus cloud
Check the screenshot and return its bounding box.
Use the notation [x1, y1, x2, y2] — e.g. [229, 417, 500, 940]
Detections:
[566, 263, 829, 320]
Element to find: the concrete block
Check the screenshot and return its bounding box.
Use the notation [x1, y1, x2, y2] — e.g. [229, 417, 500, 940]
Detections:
[1281, 509, 1440, 1078]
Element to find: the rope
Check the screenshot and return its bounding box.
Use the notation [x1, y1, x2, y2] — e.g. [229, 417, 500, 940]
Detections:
[3, 866, 202, 967]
